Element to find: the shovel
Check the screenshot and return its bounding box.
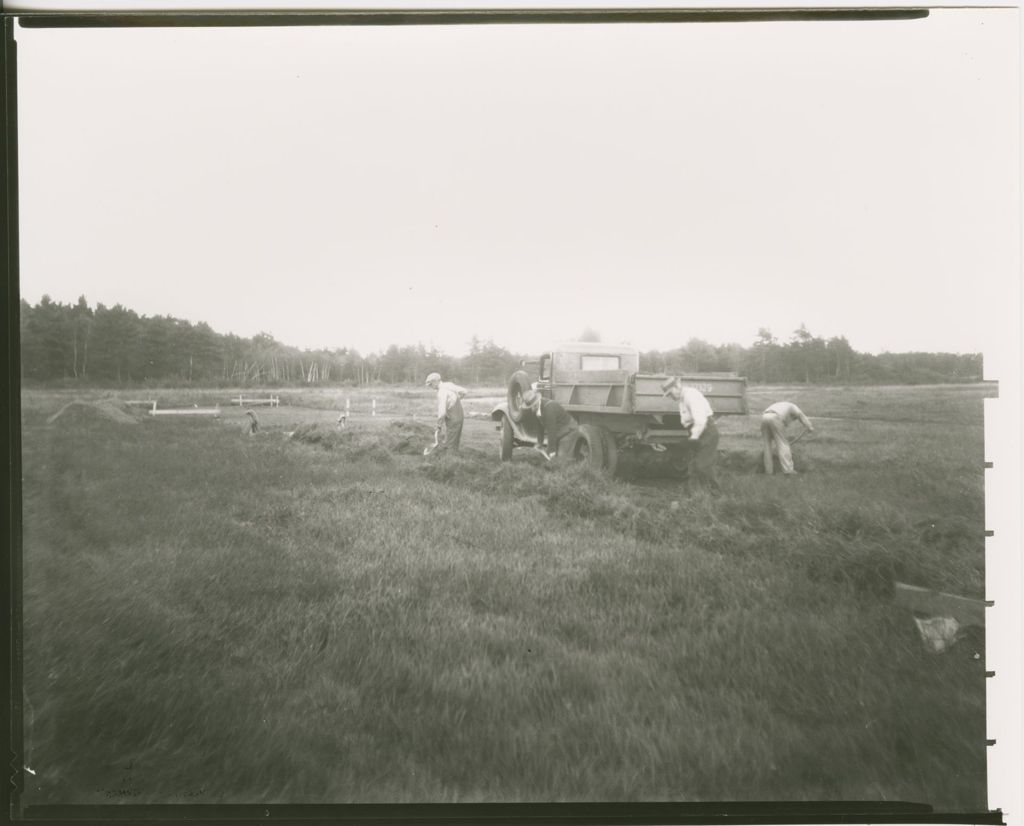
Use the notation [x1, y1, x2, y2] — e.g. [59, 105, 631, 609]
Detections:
[423, 427, 441, 456]
[789, 426, 815, 445]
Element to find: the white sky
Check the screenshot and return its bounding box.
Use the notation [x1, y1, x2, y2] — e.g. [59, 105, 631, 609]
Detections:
[15, 11, 1020, 358]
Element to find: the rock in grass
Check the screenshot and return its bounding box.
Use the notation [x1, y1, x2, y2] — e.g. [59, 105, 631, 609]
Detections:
[913, 616, 961, 654]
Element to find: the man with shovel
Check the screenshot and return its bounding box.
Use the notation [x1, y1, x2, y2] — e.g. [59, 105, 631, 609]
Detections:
[761, 401, 814, 475]
[521, 390, 577, 460]
[661, 377, 721, 493]
[425, 372, 467, 453]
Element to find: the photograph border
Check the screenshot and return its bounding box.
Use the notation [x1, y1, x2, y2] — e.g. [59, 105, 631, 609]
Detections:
[1, 8, 1016, 824]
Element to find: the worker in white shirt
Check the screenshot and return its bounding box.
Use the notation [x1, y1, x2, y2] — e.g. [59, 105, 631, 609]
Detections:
[661, 377, 720, 493]
[761, 401, 814, 475]
[425, 372, 467, 452]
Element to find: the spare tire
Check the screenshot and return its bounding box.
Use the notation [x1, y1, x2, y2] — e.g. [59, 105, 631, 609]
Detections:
[570, 424, 608, 470]
[507, 370, 533, 424]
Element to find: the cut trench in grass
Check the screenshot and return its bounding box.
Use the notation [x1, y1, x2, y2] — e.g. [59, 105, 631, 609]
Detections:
[290, 420, 441, 460]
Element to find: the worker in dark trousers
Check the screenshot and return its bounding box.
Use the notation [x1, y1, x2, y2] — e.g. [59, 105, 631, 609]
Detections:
[522, 390, 578, 459]
[661, 377, 721, 494]
[425, 372, 467, 452]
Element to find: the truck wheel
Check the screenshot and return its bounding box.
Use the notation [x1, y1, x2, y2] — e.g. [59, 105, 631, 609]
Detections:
[602, 430, 620, 477]
[507, 370, 532, 424]
[500, 415, 514, 461]
[571, 424, 607, 470]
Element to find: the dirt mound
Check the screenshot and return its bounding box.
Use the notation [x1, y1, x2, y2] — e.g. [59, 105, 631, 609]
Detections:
[47, 400, 143, 426]
[384, 419, 438, 454]
[290, 422, 346, 449]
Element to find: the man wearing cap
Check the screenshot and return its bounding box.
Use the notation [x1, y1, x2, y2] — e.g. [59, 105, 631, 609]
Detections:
[522, 390, 578, 459]
[761, 401, 813, 475]
[425, 372, 467, 452]
[661, 377, 720, 493]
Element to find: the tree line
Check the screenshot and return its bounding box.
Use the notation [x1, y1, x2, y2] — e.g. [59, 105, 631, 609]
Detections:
[19, 296, 982, 387]
[640, 326, 981, 385]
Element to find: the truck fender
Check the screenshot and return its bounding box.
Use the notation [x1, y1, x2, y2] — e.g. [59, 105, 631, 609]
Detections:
[490, 403, 538, 444]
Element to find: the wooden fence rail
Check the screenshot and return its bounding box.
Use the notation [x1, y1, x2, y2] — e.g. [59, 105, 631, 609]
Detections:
[233, 396, 280, 407]
[149, 407, 222, 418]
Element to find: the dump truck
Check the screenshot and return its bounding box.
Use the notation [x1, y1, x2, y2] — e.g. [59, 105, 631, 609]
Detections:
[491, 342, 748, 475]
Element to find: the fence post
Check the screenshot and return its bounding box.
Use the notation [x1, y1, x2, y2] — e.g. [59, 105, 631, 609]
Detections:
[372, 399, 376, 417]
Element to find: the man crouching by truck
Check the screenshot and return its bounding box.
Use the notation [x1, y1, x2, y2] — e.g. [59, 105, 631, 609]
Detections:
[661, 377, 721, 494]
[521, 390, 578, 460]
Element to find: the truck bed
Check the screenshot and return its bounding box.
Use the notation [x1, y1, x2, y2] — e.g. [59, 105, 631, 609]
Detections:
[632, 374, 749, 415]
[546, 372, 747, 416]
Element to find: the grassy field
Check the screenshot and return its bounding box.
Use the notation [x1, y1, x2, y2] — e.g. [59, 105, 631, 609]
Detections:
[18, 383, 991, 808]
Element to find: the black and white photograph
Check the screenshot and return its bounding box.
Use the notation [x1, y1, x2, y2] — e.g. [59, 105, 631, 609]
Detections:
[5, 0, 1021, 816]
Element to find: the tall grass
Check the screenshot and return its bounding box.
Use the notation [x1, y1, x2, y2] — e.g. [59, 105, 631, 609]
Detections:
[19, 386, 990, 807]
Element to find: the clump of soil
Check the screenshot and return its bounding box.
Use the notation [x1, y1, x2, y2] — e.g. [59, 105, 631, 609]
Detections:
[46, 400, 143, 426]
[289, 423, 347, 449]
[385, 420, 438, 455]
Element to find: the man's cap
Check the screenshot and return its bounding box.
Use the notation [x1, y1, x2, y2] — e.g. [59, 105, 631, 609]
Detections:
[661, 377, 681, 396]
[425, 372, 441, 385]
[521, 389, 539, 406]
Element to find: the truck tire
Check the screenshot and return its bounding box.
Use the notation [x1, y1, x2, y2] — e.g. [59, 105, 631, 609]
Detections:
[500, 415, 514, 461]
[570, 424, 607, 470]
[602, 429, 620, 477]
[507, 370, 532, 424]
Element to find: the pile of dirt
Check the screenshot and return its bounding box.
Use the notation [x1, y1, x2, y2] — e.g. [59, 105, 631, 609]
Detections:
[385, 419, 437, 455]
[46, 400, 143, 426]
[289, 422, 347, 449]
